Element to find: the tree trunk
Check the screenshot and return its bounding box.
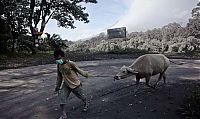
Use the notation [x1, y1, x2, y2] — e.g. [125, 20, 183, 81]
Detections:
[31, 35, 36, 54]
[11, 38, 15, 53]
[29, 0, 36, 54]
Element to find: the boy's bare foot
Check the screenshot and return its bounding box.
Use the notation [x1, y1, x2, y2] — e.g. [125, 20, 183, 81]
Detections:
[58, 113, 67, 119]
[82, 101, 89, 112]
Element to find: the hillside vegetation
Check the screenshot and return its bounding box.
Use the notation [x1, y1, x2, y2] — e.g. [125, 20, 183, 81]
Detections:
[68, 22, 200, 55]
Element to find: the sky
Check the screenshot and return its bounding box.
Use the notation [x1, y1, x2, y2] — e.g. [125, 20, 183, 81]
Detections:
[44, 0, 199, 41]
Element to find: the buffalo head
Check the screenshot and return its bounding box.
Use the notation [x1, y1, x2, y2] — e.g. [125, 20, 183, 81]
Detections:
[114, 65, 138, 81]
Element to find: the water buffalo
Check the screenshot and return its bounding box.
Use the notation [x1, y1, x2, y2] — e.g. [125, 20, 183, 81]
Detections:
[114, 54, 170, 88]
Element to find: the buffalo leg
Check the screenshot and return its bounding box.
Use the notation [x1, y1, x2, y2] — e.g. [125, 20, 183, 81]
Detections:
[154, 73, 163, 87]
[145, 76, 155, 89]
[136, 75, 140, 85]
[163, 72, 166, 84]
[133, 75, 141, 93]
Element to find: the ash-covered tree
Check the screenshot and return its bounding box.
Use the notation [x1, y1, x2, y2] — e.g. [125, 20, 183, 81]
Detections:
[26, 0, 97, 54]
[187, 1, 200, 38]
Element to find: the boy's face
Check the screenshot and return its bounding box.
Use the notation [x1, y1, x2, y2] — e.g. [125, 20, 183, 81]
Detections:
[55, 55, 64, 64]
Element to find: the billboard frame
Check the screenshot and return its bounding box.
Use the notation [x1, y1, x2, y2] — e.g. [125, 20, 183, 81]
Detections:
[107, 27, 126, 39]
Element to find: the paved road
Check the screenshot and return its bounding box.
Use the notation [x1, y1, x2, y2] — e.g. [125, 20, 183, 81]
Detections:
[0, 59, 200, 119]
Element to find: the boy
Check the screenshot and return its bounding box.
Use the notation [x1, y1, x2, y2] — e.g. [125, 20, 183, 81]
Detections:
[54, 50, 89, 119]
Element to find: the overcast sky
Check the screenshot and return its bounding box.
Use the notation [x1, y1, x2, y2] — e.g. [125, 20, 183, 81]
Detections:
[44, 0, 199, 41]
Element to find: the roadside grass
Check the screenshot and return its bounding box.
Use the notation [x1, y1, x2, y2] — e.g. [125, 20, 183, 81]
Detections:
[0, 52, 54, 70]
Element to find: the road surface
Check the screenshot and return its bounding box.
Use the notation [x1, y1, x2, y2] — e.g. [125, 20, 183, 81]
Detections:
[0, 58, 200, 119]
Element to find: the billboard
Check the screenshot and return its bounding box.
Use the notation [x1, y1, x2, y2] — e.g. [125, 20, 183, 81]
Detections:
[107, 27, 126, 39]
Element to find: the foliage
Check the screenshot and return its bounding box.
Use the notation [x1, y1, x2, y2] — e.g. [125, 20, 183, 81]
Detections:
[68, 40, 89, 52]
[0, 0, 30, 53]
[26, 0, 96, 33]
[47, 34, 68, 50]
[27, 0, 97, 54]
[0, 0, 97, 54]
[187, 2, 200, 38]
[69, 21, 200, 54]
[0, 17, 10, 54]
[16, 35, 33, 53]
[1, 1, 199, 55]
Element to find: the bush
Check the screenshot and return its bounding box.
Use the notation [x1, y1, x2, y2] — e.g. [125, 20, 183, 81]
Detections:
[107, 48, 148, 54]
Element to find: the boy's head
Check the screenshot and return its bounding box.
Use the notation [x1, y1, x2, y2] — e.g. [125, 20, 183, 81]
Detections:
[54, 49, 64, 59]
[54, 48, 65, 64]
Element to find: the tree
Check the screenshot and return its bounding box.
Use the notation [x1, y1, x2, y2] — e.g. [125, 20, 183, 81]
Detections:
[47, 34, 67, 50]
[0, 0, 97, 54]
[161, 22, 182, 41]
[26, 0, 97, 54]
[0, 0, 30, 53]
[0, 17, 10, 54]
[187, 2, 200, 38]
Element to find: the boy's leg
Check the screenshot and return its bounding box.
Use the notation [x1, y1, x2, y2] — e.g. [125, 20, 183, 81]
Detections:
[59, 104, 67, 119]
[58, 84, 71, 118]
[72, 85, 89, 112]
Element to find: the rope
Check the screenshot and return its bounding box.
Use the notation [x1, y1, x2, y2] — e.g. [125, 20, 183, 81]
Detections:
[89, 75, 114, 78]
[169, 60, 184, 65]
[169, 60, 200, 65]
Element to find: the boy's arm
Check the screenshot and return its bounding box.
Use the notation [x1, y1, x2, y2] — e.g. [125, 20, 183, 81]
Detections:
[70, 61, 89, 78]
[55, 65, 62, 91]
